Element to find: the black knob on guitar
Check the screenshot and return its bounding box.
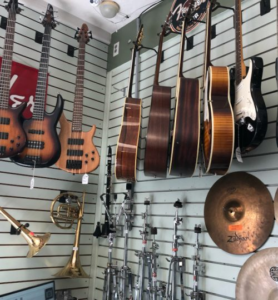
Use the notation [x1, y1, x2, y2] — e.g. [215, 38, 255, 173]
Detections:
[10, 140, 14, 143]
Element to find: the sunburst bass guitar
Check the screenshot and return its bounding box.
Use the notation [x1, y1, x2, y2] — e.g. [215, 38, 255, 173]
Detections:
[115, 26, 144, 182]
[55, 24, 100, 174]
[0, 0, 27, 158]
[11, 4, 64, 168]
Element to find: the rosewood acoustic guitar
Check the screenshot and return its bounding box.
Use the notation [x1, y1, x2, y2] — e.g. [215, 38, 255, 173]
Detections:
[11, 5, 64, 168]
[169, 0, 200, 177]
[203, 0, 234, 175]
[0, 0, 27, 158]
[115, 26, 144, 182]
[230, 0, 267, 154]
[55, 24, 100, 174]
[144, 12, 172, 178]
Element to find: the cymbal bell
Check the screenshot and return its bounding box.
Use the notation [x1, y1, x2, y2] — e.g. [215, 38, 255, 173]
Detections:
[204, 172, 274, 254]
[236, 248, 278, 300]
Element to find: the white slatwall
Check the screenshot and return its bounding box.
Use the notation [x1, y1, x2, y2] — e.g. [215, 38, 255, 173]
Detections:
[0, 4, 108, 299]
[92, 0, 278, 299]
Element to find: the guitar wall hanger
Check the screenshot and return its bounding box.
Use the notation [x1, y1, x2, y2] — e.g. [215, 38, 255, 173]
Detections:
[113, 86, 127, 97]
[67, 45, 78, 57]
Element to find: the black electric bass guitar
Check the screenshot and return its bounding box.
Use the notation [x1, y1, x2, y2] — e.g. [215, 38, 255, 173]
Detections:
[11, 4, 64, 168]
[230, 0, 267, 154]
[0, 0, 27, 158]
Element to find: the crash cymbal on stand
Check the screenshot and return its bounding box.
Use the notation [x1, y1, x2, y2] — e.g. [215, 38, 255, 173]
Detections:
[204, 172, 274, 254]
[236, 248, 278, 300]
[274, 189, 278, 224]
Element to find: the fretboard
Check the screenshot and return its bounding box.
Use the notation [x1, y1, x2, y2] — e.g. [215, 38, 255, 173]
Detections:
[72, 41, 86, 132]
[127, 47, 136, 98]
[203, 1, 212, 84]
[235, 0, 245, 85]
[0, 10, 16, 110]
[32, 25, 52, 120]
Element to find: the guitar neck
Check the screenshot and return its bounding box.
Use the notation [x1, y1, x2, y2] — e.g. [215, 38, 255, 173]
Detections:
[0, 10, 16, 109]
[127, 47, 136, 98]
[32, 25, 52, 120]
[72, 40, 86, 132]
[235, 0, 246, 85]
[203, 1, 212, 83]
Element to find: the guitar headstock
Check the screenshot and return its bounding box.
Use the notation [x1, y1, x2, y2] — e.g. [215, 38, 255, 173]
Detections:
[75, 23, 92, 44]
[5, 0, 21, 14]
[42, 4, 56, 29]
[134, 24, 144, 50]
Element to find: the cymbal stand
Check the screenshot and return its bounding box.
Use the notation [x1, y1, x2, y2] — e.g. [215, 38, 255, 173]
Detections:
[148, 227, 166, 300]
[189, 225, 205, 300]
[116, 183, 134, 300]
[166, 200, 185, 300]
[135, 199, 150, 300]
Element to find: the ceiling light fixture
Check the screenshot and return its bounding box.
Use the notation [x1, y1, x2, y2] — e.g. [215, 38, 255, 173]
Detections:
[99, 0, 120, 19]
[90, 0, 103, 7]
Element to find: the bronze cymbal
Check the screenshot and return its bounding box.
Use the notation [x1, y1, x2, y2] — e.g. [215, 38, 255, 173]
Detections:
[204, 172, 274, 255]
[274, 189, 278, 224]
[236, 248, 278, 300]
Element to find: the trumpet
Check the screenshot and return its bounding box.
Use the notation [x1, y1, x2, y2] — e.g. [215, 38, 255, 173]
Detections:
[50, 192, 89, 278]
[0, 207, 51, 258]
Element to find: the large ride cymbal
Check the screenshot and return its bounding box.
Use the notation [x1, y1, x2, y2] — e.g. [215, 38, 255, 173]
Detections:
[274, 189, 278, 224]
[204, 172, 274, 254]
[236, 248, 278, 300]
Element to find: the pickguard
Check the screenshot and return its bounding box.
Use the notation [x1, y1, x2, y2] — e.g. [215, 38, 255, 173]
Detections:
[234, 60, 256, 122]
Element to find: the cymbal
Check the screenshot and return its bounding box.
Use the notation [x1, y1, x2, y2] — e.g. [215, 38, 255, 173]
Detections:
[236, 248, 278, 300]
[274, 189, 278, 224]
[204, 172, 274, 254]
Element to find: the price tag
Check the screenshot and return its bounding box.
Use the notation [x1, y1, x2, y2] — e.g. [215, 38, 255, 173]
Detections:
[235, 147, 243, 163]
[82, 173, 89, 184]
[73, 247, 78, 251]
[30, 177, 35, 190]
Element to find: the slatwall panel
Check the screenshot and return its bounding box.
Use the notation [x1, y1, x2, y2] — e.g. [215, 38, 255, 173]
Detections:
[92, 0, 278, 299]
[0, 3, 108, 299]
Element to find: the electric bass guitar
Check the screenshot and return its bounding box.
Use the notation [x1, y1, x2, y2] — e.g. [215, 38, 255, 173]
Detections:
[203, 0, 234, 175]
[144, 12, 172, 178]
[11, 4, 64, 168]
[0, 0, 27, 158]
[115, 26, 144, 182]
[230, 0, 267, 154]
[169, 0, 200, 177]
[55, 24, 100, 174]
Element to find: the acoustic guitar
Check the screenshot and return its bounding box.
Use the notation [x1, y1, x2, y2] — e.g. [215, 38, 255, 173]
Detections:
[169, 0, 200, 177]
[144, 12, 172, 178]
[11, 5, 64, 168]
[0, 0, 27, 158]
[115, 26, 144, 182]
[55, 24, 100, 174]
[230, 0, 267, 154]
[203, 0, 234, 175]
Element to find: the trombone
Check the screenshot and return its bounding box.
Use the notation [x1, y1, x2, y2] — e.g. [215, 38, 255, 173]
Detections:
[0, 207, 51, 258]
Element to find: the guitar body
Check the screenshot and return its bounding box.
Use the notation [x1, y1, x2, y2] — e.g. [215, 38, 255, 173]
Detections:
[144, 84, 171, 177]
[169, 77, 200, 177]
[115, 97, 141, 182]
[55, 113, 100, 174]
[11, 94, 63, 167]
[203, 66, 234, 175]
[0, 103, 27, 157]
[231, 58, 267, 153]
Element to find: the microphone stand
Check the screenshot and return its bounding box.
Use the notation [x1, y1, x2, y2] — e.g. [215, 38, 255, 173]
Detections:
[166, 200, 185, 300]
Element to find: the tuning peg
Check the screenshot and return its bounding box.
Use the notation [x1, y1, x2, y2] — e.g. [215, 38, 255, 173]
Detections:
[89, 31, 93, 38]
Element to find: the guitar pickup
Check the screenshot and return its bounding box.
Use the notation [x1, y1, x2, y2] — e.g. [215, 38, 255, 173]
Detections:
[0, 146, 6, 154]
[0, 132, 8, 139]
[67, 149, 83, 156]
[66, 160, 82, 169]
[27, 141, 45, 149]
[68, 138, 84, 145]
[0, 117, 10, 125]
[28, 129, 45, 135]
